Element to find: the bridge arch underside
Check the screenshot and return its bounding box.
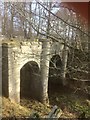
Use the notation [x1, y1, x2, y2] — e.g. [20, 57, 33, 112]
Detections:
[48, 54, 63, 95]
[20, 61, 40, 100]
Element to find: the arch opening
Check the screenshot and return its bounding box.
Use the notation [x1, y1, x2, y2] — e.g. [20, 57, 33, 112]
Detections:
[20, 61, 40, 100]
[48, 55, 63, 95]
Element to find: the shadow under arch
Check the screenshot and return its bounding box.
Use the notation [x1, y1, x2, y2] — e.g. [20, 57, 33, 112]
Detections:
[48, 54, 63, 95]
[20, 61, 40, 100]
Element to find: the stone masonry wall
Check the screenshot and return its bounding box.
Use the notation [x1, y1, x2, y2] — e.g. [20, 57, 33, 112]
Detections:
[2, 39, 64, 103]
[2, 40, 42, 102]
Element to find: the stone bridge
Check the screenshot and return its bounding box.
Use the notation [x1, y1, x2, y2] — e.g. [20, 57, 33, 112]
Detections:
[1, 38, 66, 102]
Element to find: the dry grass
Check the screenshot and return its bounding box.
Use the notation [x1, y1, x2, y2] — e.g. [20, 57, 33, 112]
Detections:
[2, 97, 31, 117]
[2, 97, 51, 118]
[20, 98, 51, 117]
[1, 89, 90, 118]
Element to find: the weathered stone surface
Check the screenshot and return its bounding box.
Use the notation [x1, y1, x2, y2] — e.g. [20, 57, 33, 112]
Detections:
[1, 39, 65, 103]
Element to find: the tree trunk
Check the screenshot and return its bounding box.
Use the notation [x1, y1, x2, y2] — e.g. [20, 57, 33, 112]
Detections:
[61, 45, 68, 86]
[40, 40, 50, 104]
[2, 3, 8, 35]
[28, 2, 32, 39]
[10, 5, 14, 38]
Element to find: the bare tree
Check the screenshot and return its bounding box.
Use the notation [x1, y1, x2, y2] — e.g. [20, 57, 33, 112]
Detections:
[1, 1, 89, 103]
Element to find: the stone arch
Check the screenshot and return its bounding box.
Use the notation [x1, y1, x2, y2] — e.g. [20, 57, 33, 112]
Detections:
[48, 54, 63, 95]
[19, 58, 40, 71]
[20, 61, 40, 100]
